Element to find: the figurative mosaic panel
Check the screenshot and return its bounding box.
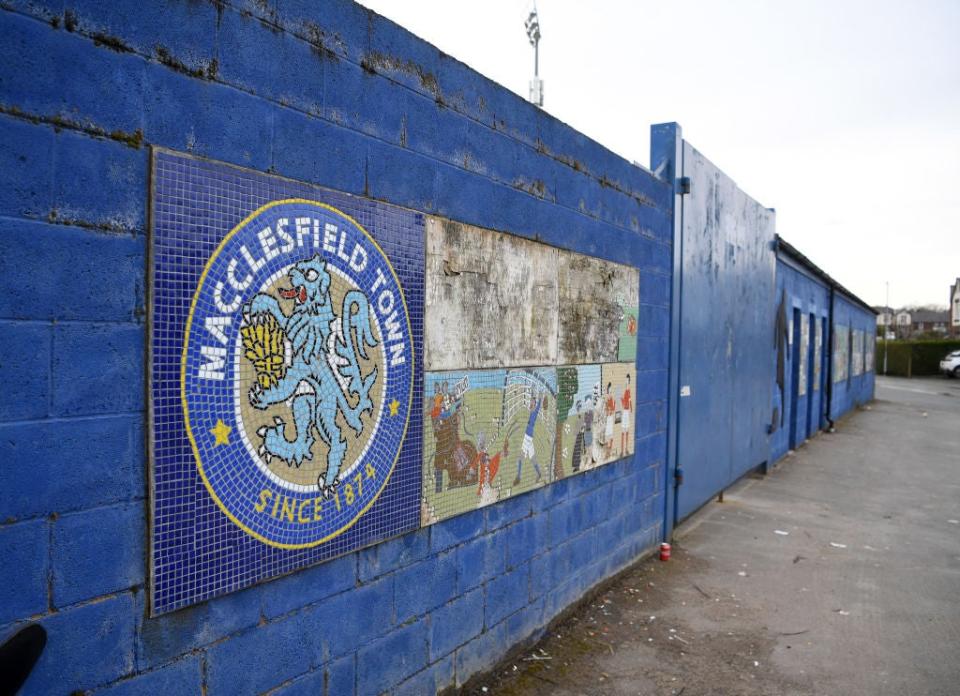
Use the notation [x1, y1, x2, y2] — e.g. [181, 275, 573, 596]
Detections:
[421, 368, 556, 524]
[424, 218, 559, 370]
[813, 319, 822, 391]
[618, 306, 640, 362]
[150, 150, 423, 614]
[798, 315, 809, 396]
[555, 363, 636, 479]
[833, 325, 849, 383]
[865, 333, 875, 373]
[420, 219, 641, 524]
[852, 330, 864, 376]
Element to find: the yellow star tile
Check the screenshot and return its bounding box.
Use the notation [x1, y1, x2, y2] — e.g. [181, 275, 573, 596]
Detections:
[389, 399, 400, 417]
[210, 419, 232, 446]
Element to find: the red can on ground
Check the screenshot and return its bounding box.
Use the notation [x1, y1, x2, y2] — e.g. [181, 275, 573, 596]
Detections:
[660, 542, 671, 561]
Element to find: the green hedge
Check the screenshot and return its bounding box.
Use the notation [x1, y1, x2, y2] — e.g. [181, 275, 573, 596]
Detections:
[874, 339, 960, 376]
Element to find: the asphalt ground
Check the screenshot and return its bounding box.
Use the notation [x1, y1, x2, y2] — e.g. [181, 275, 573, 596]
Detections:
[466, 376, 960, 695]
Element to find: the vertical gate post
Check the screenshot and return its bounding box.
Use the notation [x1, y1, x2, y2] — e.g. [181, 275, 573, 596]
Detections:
[651, 122, 684, 542]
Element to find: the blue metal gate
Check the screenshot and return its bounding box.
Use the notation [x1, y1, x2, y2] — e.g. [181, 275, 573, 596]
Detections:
[672, 142, 777, 522]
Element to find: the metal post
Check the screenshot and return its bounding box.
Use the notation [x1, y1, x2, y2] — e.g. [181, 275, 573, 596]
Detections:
[883, 281, 889, 375]
[651, 122, 684, 541]
[525, 6, 543, 106]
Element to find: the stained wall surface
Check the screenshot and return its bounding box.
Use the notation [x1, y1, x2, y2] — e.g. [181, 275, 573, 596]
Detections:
[653, 130, 777, 523]
[422, 217, 642, 524]
[0, 1, 876, 691]
[425, 218, 560, 370]
[831, 293, 877, 417]
[771, 255, 832, 463]
[771, 250, 877, 464]
[0, 1, 672, 694]
[652, 126, 875, 528]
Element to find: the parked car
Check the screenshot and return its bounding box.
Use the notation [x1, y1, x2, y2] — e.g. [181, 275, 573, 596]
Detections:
[941, 350, 960, 377]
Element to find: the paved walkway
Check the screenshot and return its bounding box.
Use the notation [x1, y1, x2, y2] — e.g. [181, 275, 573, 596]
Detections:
[469, 376, 960, 695]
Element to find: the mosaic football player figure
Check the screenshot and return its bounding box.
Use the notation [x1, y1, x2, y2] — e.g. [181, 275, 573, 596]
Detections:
[603, 382, 616, 460]
[570, 399, 586, 473]
[513, 393, 546, 486]
[582, 395, 595, 469]
[430, 382, 444, 427]
[473, 430, 509, 504]
[620, 373, 632, 456]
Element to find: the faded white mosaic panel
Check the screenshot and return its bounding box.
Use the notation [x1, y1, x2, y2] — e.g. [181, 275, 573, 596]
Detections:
[557, 253, 640, 365]
[424, 217, 640, 371]
[425, 217, 559, 370]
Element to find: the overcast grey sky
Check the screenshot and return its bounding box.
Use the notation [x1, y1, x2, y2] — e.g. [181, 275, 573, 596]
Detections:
[359, 0, 959, 309]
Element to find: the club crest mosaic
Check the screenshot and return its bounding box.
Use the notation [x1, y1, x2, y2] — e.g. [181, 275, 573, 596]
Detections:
[150, 150, 423, 614]
[182, 200, 413, 548]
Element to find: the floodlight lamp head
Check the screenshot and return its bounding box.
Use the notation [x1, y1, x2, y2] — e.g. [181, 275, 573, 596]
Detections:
[525, 10, 540, 45]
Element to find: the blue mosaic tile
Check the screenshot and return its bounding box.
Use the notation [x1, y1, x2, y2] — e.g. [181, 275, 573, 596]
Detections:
[149, 149, 424, 615]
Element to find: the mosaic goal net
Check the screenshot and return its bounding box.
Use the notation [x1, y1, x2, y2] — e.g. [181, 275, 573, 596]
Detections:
[501, 369, 557, 429]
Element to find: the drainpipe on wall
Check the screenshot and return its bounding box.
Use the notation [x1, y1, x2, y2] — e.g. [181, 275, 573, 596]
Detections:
[824, 286, 836, 432]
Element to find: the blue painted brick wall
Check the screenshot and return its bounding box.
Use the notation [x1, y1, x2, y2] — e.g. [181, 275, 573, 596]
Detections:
[832, 293, 877, 417]
[0, 1, 671, 693]
[772, 253, 876, 466]
[772, 257, 832, 463]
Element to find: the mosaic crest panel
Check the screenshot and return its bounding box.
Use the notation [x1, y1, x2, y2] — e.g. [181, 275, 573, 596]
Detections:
[865, 333, 875, 373]
[150, 149, 423, 614]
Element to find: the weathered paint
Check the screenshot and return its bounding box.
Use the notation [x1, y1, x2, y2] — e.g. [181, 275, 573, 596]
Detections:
[666, 140, 777, 523]
[556, 254, 639, 364]
[830, 292, 876, 417]
[424, 217, 639, 370]
[771, 244, 877, 462]
[0, 1, 673, 691]
[653, 125, 876, 523]
[425, 218, 559, 370]
[771, 253, 831, 462]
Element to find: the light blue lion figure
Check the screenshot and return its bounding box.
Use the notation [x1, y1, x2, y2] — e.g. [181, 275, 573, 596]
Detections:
[242, 254, 379, 496]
